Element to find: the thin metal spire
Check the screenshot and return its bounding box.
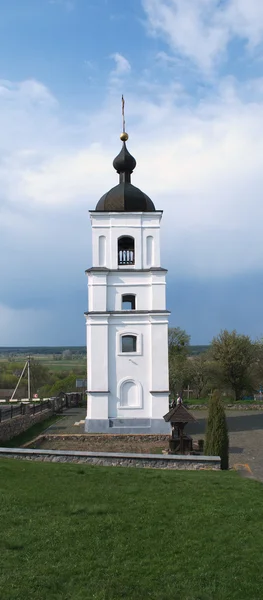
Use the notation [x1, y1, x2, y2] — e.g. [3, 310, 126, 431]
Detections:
[120, 95, 129, 142]
[122, 94, 126, 134]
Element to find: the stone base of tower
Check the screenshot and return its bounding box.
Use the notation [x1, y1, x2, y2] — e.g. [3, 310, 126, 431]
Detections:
[84, 418, 171, 434]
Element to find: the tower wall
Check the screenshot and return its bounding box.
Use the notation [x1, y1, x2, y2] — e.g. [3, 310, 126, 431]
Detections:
[91, 212, 161, 270]
[85, 212, 170, 434]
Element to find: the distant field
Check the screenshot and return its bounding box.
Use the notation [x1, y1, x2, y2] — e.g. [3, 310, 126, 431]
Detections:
[37, 355, 86, 372]
[40, 363, 86, 373]
[0, 353, 86, 375]
[189, 345, 209, 354]
[0, 346, 86, 355]
[0, 344, 207, 378]
[0, 345, 209, 355]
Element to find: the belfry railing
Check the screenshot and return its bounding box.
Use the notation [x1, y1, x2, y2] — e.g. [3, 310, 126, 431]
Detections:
[118, 250, 134, 265]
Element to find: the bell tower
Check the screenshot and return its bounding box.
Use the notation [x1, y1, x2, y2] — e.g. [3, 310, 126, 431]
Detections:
[85, 100, 170, 433]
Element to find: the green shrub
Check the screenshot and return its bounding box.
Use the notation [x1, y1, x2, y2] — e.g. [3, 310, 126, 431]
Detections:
[205, 390, 229, 470]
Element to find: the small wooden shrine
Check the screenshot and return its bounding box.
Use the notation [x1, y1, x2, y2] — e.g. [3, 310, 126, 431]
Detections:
[163, 402, 197, 454]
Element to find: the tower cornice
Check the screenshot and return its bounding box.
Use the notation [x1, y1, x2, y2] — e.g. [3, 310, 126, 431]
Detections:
[89, 210, 163, 215]
[85, 266, 167, 274]
[85, 310, 170, 315]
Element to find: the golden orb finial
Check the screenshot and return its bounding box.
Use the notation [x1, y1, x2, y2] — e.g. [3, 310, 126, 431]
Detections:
[120, 131, 129, 142]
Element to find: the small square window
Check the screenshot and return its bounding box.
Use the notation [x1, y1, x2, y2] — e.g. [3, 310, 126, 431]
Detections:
[122, 335, 137, 353]
[122, 294, 136, 310]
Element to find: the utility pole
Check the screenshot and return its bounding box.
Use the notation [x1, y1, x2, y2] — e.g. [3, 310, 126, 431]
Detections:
[27, 356, 31, 401]
[10, 358, 28, 402]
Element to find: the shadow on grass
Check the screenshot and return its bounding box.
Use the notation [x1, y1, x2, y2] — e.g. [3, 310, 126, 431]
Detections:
[68, 504, 114, 516]
[4, 541, 24, 551]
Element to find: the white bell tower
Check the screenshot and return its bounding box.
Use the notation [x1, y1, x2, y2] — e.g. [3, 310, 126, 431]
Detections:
[85, 106, 170, 433]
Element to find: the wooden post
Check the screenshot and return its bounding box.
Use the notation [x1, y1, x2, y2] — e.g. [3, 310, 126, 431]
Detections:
[179, 425, 184, 454]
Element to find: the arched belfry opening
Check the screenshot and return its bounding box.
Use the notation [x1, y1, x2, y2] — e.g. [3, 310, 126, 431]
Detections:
[118, 236, 135, 265]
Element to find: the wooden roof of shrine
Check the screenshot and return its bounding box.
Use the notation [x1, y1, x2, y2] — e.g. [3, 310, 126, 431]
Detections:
[163, 403, 197, 424]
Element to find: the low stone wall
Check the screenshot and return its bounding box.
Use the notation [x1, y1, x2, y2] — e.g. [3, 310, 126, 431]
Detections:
[188, 403, 263, 410]
[0, 409, 53, 443]
[0, 447, 221, 470]
[27, 433, 171, 453]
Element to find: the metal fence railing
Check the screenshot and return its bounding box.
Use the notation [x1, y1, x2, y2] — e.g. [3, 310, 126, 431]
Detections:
[0, 400, 51, 423]
[0, 393, 82, 424]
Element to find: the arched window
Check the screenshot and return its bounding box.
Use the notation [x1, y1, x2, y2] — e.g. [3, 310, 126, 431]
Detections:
[118, 236, 135, 265]
[121, 335, 137, 353]
[122, 294, 136, 310]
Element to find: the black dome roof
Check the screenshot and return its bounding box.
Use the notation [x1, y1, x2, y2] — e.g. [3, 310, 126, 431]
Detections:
[96, 182, 155, 212]
[95, 139, 155, 212]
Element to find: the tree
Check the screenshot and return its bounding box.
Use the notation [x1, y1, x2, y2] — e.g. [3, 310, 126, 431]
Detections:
[168, 327, 191, 398]
[189, 353, 212, 398]
[62, 350, 73, 360]
[29, 360, 52, 394]
[168, 327, 190, 358]
[210, 330, 258, 400]
[205, 390, 229, 470]
[43, 373, 77, 397]
[0, 359, 52, 396]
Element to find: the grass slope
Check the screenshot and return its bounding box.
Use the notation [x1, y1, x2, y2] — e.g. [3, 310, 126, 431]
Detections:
[2, 415, 62, 448]
[1, 461, 263, 600]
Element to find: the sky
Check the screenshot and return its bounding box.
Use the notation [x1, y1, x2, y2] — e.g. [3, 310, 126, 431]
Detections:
[1, 0, 263, 345]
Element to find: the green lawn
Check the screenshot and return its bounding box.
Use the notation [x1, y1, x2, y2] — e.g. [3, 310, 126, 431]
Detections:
[1, 461, 263, 600]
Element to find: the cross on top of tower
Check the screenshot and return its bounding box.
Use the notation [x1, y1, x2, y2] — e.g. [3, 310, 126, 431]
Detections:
[95, 96, 156, 212]
[113, 95, 135, 175]
[120, 95, 129, 142]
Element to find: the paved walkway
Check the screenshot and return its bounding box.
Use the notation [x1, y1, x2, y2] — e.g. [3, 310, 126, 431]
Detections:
[46, 407, 86, 435]
[188, 410, 263, 481]
[44, 407, 263, 481]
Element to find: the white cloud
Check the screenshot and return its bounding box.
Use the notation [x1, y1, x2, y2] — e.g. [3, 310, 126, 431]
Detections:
[225, 0, 263, 47]
[20, 144, 112, 207]
[1, 74, 263, 299]
[0, 78, 57, 109]
[142, 0, 263, 72]
[108, 53, 132, 93]
[110, 53, 131, 76]
[2, 2, 263, 344]
[155, 51, 181, 66]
